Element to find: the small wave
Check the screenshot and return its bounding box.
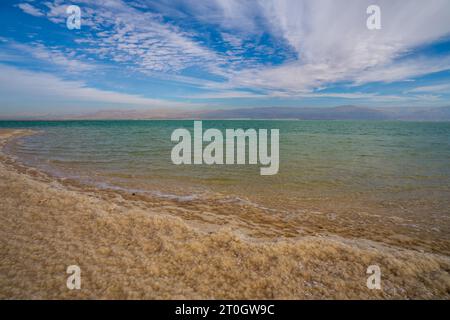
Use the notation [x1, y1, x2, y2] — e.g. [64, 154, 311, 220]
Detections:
[92, 180, 200, 202]
[48, 158, 115, 165]
[218, 195, 281, 213]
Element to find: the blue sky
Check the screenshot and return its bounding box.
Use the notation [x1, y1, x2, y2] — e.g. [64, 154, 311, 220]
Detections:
[0, 0, 450, 117]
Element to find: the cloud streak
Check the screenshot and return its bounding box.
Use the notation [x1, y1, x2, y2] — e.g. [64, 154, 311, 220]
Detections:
[0, 64, 200, 111]
[17, 3, 44, 17]
[6, 0, 450, 110]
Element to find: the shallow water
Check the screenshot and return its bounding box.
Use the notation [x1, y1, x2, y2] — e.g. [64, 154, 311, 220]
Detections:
[1, 120, 450, 253]
[1, 128, 450, 299]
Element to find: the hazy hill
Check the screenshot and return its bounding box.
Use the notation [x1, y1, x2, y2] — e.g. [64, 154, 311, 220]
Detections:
[66, 105, 390, 120]
[196, 105, 389, 120]
[394, 106, 450, 121]
[2, 105, 450, 121]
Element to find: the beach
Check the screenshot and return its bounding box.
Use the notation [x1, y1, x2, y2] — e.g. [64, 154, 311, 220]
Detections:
[0, 128, 449, 299]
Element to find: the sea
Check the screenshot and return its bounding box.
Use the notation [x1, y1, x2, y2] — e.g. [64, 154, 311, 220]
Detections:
[1, 120, 449, 252]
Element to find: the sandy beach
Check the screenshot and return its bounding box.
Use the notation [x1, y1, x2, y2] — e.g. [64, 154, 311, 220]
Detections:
[0, 129, 449, 299]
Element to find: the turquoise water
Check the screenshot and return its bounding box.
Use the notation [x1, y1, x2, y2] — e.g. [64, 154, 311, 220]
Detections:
[2, 120, 450, 221]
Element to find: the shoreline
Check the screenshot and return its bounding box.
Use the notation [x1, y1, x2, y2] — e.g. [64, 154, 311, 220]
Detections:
[1, 129, 449, 299]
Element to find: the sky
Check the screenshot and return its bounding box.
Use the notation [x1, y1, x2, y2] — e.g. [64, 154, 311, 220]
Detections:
[0, 0, 450, 117]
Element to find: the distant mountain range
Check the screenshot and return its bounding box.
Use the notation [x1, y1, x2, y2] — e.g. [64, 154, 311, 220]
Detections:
[194, 105, 391, 120]
[2, 105, 450, 121]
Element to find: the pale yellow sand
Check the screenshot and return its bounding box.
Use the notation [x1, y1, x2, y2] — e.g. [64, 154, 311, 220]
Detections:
[0, 129, 449, 299]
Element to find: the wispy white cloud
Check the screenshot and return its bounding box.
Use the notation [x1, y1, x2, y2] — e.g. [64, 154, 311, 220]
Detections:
[0, 64, 199, 109]
[407, 83, 450, 93]
[17, 3, 44, 17]
[37, 0, 225, 74]
[188, 91, 266, 99]
[136, 0, 450, 95]
[10, 0, 450, 102]
[222, 0, 450, 94]
[9, 42, 95, 72]
[352, 56, 450, 85]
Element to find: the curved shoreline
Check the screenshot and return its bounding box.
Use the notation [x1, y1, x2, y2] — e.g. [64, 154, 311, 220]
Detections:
[3, 128, 450, 255]
[1, 129, 449, 299]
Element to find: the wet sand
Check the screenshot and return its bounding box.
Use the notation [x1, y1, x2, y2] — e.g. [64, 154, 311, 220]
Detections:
[0, 129, 449, 299]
